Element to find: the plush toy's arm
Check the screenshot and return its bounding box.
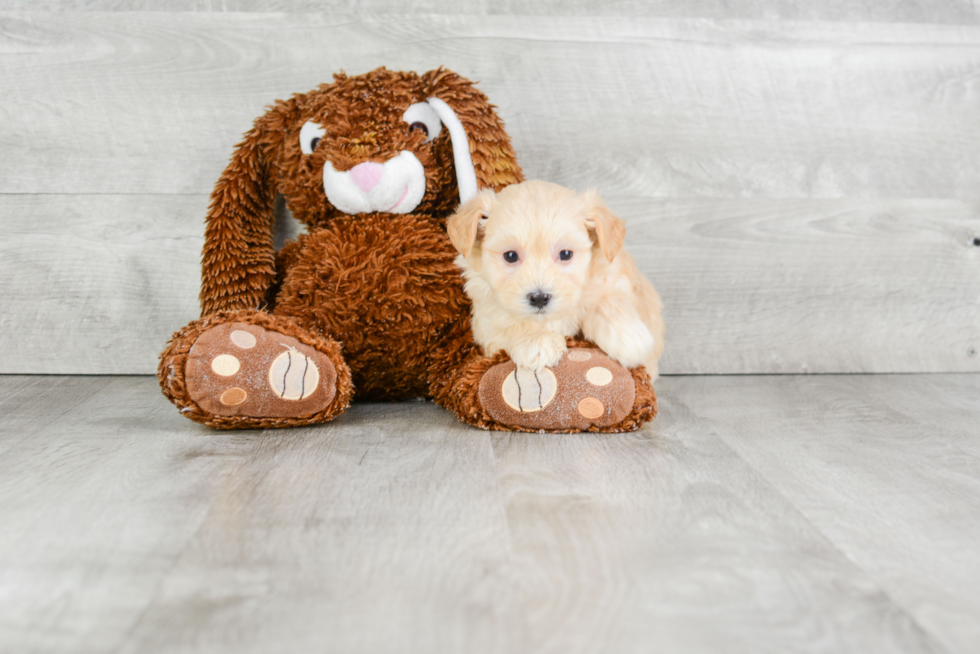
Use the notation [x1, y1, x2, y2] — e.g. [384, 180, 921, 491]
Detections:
[199, 123, 279, 316]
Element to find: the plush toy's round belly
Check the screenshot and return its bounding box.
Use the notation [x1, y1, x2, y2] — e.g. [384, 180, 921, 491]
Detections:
[273, 213, 469, 400]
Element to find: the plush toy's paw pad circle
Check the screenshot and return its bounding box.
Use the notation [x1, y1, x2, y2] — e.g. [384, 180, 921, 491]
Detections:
[268, 348, 320, 400]
[501, 368, 557, 413]
[185, 322, 337, 419]
[478, 348, 635, 431]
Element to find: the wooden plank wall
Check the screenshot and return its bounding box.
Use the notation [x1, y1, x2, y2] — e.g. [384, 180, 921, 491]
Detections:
[1, 4, 978, 374]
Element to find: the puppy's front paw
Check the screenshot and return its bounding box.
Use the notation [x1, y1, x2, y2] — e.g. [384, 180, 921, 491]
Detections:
[509, 333, 568, 371]
[598, 319, 656, 369]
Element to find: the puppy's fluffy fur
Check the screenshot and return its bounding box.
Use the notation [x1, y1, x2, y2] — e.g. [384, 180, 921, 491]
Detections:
[448, 180, 664, 379]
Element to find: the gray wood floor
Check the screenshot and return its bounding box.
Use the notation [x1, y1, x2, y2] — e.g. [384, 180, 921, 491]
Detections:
[1, 373, 978, 654]
[2, 4, 978, 652]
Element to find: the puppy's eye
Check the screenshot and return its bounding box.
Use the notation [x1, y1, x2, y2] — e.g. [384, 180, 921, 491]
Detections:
[300, 121, 326, 155]
[402, 103, 443, 143]
[559, 250, 573, 261]
[503, 251, 520, 264]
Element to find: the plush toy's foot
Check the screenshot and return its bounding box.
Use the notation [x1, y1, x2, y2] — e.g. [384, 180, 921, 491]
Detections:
[479, 348, 641, 431]
[433, 339, 657, 433]
[185, 322, 339, 418]
[159, 311, 352, 429]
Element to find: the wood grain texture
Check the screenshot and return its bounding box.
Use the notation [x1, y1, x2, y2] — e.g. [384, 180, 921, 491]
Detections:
[673, 374, 980, 654]
[490, 394, 947, 653]
[1, 373, 978, 652]
[631, 197, 980, 374]
[1, 14, 979, 199]
[3, 194, 977, 375]
[0, 194, 205, 374]
[0, 376, 523, 654]
[0, 1, 977, 23]
[1, 12, 979, 375]
[0, 376, 250, 653]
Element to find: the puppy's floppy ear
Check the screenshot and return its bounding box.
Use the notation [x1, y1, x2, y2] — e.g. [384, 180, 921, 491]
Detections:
[447, 189, 495, 257]
[422, 68, 524, 201]
[199, 100, 295, 315]
[584, 189, 626, 263]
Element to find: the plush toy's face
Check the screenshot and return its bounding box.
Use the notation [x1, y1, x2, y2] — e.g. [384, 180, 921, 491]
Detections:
[199, 67, 522, 317]
[274, 69, 471, 226]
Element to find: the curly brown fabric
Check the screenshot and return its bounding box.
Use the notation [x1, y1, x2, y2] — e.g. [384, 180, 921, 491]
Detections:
[159, 310, 353, 429]
[429, 336, 657, 433]
[158, 67, 656, 432]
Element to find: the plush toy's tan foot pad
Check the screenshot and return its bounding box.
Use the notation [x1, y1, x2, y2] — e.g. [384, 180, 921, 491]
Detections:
[185, 322, 337, 419]
[478, 348, 635, 431]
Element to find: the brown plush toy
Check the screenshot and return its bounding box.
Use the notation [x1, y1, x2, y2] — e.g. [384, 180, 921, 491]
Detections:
[158, 67, 657, 432]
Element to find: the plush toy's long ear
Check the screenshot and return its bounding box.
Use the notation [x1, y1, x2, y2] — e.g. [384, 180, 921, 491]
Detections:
[422, 68, 524, 202]
[199, 110, 286, 316]
[584, 189, 626, 263]
[447, 189, 495, 257]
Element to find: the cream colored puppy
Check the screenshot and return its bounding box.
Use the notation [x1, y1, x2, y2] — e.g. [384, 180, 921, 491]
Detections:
[448, 180, 664, 379]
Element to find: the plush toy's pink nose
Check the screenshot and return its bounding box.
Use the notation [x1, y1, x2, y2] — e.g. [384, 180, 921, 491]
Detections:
[348, 162, 384, 194]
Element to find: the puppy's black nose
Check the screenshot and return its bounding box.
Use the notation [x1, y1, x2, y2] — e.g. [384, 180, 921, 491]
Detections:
[528, 291, 551, 309]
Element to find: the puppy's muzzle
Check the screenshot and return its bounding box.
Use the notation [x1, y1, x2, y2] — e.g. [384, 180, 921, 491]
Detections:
[527, 291, 551, 309]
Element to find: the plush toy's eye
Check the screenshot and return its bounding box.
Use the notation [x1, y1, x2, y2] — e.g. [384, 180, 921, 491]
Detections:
[559, 250, 573, 261]
[402, 103, 442, 143]
[503, 251, 520, 264]
[300, 121, 326, 155]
